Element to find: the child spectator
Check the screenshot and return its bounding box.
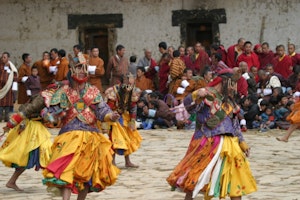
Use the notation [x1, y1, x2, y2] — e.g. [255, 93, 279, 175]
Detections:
[252, 99, 268, 129]
[142, 100, 159, 130]
[276, 100, 294, 129]
[259, 106, 275, 132]
[274, 96, 289, 120]
[25, 66, 41, 100]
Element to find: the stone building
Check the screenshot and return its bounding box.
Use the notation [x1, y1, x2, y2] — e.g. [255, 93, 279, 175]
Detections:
[0, 0, 299, 68]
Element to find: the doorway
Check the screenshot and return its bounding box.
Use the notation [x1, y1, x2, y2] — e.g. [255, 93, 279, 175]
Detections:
[186, 23, 212, 51]
[84, 28, 109, 85]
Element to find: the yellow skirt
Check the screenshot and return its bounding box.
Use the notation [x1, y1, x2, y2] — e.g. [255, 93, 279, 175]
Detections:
[43, 130, 120, 193]
[167, 135, 257, 199]
[104, 112, 142, 156]
[0, 119, 52, 169]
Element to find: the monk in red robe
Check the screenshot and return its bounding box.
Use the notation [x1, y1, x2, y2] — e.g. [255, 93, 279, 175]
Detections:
[158, 53, 170, 96]
[272, 45, 293, 79]
[237, 41, 260, 71]
[191, 42, 210, 76]
[258, 42, 275, 70]
[226, 38, 245, 68]
[288, 43, 300, 67]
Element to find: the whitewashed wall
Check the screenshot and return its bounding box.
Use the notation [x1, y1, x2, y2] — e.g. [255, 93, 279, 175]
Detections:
[0, 0, 299, 66]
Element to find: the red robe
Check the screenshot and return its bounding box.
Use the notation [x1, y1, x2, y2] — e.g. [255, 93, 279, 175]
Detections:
[237, 76, 248, 98]
[144, 58, 157, 80]
[226, 44, 242, 68]
[272, 55, 293, 79]
[191, 51, 210, 76]
[258, 51, 275, 69]
[289, 52, 300, 67]
[237, 52, 260, 71]
[158, 62, 170, 95]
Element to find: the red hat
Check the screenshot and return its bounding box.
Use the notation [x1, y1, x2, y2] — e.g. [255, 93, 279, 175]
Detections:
[254, 44, 261, 51]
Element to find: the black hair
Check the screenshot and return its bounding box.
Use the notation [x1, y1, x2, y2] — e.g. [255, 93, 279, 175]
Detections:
[244, 41, 252, 47]
[201, 66, 212, 77]
[90, 46, 98, 50]
[287, 100, 294, 107]
[58, 49, 66, 57]
[213, 53, 222, 61]
[276, 44, 285, 50]
[183, 68, 192, 74]
[260, 99, 268, 106]
[43, 51, 49, 55]
[116, 44, 125, 52]
[293, 65, 300, 74]
[22, 53, 30, 62]
[73, 44, 82, 51]
[3, 52, 10, 57]
[173, 50, 180, 58]
[149, 92, 158, 99]
[158, 42, 167, 50]
[262, 42, 269, 47]
[148, 100, 159, 109]
[247, 94, 258, 104]
[210, 44, 219, 51]
[50, 48, 58, 53]
[130, 55, 137, 62]
[137, 66, 145, 73]
[31, 66, 38, 71]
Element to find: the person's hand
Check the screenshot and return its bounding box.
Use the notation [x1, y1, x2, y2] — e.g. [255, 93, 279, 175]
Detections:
[128, 119, 136, 131]
[244, 148, 250, 157]
[110, 111, 120, 121]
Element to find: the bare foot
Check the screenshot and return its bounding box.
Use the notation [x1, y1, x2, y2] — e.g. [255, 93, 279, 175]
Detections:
[6, 183, 23, 191]
[276, 137, 288, 142]
[125, 163, 139, 168]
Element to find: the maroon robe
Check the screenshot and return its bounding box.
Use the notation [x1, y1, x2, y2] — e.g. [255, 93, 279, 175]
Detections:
[237, 52, 260, 71]
[226, 44, 240, 68]
[158, 62, 170, 95]
[289, 53, 300, 67]
[258, 51, 275, 69]
[272, 55, 293, 79]
[144, 58, 158, 80]
[237, 76, 248, 98]
[191, 51, 210, 76]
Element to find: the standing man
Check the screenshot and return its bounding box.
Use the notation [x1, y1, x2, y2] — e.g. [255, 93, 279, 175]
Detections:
[88, 46, 105, 92]
[259, 42, 275, 70]
[48, 48, 59, 77]
[192, 42, 210, 76]
[18, 53, 32, 104]
[33, 51, 53, 90]
[272, 44, 293, 79]
[237, 41, 260, 71]
[226, 37, 245, 68]
[288, 43, 300, 67]
[106, 44, 129, 86]
[0, 52, 18, 122]
[55, 49, 69, 81]
[158, 41, 168, 55]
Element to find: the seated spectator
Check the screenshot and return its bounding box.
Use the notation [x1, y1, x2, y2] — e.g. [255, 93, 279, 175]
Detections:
[239, 61, 257, 95]
[265, 64, 290, 94]
[275, 100, 294, 129]
[194, 66, 213, 90]
[135, 66, 155, 91]
[250, 66, 259, 83]
[142, 100, 159, 130]
[232, 67, 248, 99]
[242, 95, 260, 129]
[275, 96, 290, 121]
[258, 106, 275, 132]
[171, 68, 196, 103]
[287, 65, 300, 92]
[210, 52, 229, 75]
[143, 92, 176, 128]
[257, 69, 282, 105]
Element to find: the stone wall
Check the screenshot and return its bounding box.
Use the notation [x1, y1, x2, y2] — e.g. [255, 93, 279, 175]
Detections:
[0, 0, 299, 66]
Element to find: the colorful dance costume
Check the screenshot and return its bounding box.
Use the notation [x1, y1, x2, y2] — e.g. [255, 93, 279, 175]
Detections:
[103, 84, 142, 156]
[0, 93, 53, 172]
[42, 83, 120, 193]
[167, 87, 257, 199]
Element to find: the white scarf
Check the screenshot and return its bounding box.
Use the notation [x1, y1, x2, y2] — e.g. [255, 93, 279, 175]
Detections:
[0, 61, 18, 99]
